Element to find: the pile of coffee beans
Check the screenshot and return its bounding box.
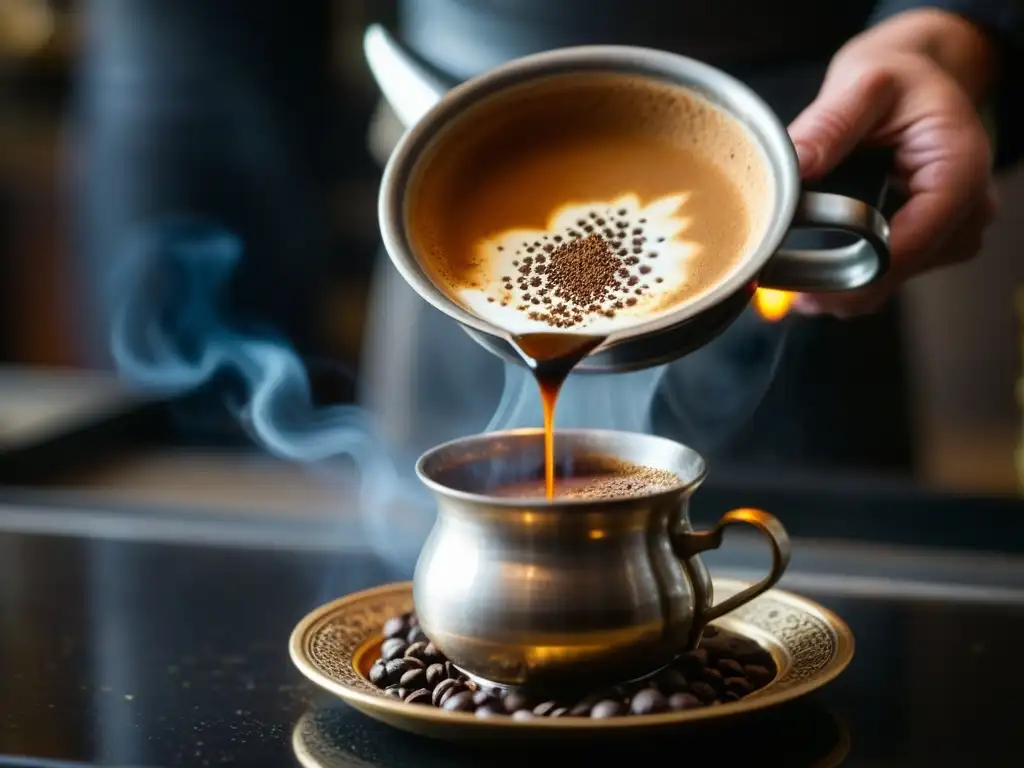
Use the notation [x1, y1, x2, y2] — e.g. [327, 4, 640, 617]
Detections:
[367, 612, 776, 719]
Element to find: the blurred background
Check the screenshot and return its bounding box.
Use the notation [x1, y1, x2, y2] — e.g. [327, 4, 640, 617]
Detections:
[1, 0, 1023, 513]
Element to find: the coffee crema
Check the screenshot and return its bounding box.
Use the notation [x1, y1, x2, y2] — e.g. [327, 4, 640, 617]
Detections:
[407, 71, 772, 336]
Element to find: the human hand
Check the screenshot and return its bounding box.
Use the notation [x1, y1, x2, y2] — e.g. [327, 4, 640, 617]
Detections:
[788, 9, 999, 318]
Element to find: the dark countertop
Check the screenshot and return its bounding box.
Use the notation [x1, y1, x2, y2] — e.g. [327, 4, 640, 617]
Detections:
[2, 496, 1024, 768]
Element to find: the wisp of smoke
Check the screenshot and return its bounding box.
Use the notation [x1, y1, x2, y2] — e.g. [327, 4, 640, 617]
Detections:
[107, 217, 432, 564]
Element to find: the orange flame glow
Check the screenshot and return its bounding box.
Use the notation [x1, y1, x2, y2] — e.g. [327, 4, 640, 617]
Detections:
[754, 288, 795, 322]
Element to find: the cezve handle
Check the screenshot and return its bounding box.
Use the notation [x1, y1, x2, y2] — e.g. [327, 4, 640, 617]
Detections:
[758, 191, 891, 292]
[364, 24, 452, 130]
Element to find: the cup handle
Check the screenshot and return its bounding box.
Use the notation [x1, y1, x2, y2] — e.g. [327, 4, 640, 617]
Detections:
[672, 508, 792, 626]
[757, 191, 891, 292]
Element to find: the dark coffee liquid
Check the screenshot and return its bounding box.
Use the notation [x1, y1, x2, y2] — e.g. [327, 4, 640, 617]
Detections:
[509, 332, 606, 499]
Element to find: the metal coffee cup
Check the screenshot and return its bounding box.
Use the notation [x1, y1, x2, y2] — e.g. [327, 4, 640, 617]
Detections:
[367, 25, 891, 373]
[413, 428, 791, 689]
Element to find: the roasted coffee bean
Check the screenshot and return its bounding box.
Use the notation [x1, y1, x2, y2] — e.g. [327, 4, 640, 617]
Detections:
[425, 663, 447, 687]
[373, 612, 776, 718]
[369, 660, 388, 687]
[407, 626, 428, 645]
[472, 690, 496, 707]
[440, 682, 468, 707]
[703, 625, 720, 639]
[590, 699, 626, 718]
[657, 668, 689, 692]
[532, 700, 559, 717]
[502, 691, 532, 713]
[407, 613, 419, 627]
[382, 615, 407, 639]
[700, 668, 724, 686]
[432, 679, 462, 707]
[422, 642, 444, 664]
[744, 664, 774, 687]
[380, 638, 408, 662]
[405, 688, 432, 706]
[384, 658, 413, 678]
[431, 678, 458, 706]
[724, 677, 754, 696]
[475, 703, 507, 718]
[706, 636, 762, 663]
[384, 658, 417, 683]
[568, 695, 601, 717]
[667, 692, 703, 711]
[404, 641, 430, 662]
[690, 681, 718, 704]
[630, 688, 668, 715]
[718, 658, 744, 678]
[678, 648, 709, 671]
[441, 690, 476, 713]
[399, 669, 426, 690]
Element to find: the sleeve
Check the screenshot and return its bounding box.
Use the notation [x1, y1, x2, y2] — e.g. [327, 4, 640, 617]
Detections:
[870, 1, 1024, 169]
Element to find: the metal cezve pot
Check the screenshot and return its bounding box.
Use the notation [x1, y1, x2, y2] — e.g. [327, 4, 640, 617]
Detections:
[364, 25, 891, 373]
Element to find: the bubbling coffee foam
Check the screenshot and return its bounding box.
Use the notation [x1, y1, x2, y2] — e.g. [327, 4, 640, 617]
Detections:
[490, 455, 683, 500]
[407, 72, 773, 336]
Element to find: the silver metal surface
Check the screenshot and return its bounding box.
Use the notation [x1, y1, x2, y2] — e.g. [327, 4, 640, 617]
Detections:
[411, 428, 791, 689]
[364, 24, 891, 373]
[759, 191, 892, 291]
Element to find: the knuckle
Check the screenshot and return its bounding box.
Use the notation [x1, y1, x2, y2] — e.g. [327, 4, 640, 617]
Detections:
[809, 107, 854, 147]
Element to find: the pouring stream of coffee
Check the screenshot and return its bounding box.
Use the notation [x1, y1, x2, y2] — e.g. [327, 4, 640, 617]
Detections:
[510, 332, 605, 498]
[406, 73, 774, 498]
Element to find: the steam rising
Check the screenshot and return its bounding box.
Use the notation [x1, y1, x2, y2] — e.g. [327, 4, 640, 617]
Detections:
[483, 313, 790, 451]
[108, 219, 790, 564]
[108, 219, 431, 563]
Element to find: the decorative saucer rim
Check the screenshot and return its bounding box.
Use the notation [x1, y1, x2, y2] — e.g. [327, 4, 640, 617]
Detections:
[290, 579, 854, 731]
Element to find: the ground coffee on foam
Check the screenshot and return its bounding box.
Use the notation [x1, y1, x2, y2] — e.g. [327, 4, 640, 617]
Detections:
[498, 209, 674, 329]
[503, 216, 659, 327]
[368, 611, 777, 718]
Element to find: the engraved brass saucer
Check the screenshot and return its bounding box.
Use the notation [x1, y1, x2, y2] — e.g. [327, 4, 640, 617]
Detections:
[289, 580, 854, 742]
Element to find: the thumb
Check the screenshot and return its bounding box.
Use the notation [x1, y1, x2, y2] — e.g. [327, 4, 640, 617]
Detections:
[788, 69, 897, 179]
